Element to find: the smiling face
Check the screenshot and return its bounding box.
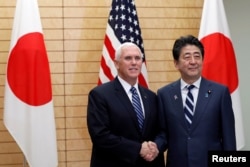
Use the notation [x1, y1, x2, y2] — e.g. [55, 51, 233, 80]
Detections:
[114, 44, 142, 85]
[174, 44, 203, 84]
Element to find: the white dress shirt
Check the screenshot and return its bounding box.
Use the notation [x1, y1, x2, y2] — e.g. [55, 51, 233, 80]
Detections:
[117, 76, 145, 116]
[180, 77, 201, 113]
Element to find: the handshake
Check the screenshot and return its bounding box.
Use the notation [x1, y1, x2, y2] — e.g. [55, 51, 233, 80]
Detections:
[140, 141, 159, 161]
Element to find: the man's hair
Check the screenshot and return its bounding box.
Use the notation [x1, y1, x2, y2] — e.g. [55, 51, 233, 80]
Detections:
[115, 42, 142, 60]
[172, 35, 204, 61]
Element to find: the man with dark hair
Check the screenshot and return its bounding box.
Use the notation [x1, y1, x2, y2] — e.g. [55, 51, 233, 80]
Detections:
[157, 35, 236, 167]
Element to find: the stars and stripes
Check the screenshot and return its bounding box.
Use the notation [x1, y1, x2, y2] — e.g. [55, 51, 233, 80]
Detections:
[98, 0, 148, 87]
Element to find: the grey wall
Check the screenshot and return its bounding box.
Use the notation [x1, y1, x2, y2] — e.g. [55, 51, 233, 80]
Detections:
[224, 0, 250, 150]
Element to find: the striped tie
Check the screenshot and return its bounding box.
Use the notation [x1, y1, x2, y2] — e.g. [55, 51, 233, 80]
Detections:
[130, 87, 144, 131]
[184, 85, 195, 127]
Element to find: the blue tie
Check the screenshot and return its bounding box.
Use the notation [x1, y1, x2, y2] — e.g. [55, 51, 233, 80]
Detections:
[130, 87, 144, 130]
[184, 85, 195, 127]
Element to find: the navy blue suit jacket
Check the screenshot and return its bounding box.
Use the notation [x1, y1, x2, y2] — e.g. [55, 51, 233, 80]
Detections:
[157, 77, 236, 167]
[87, 77, 165, 167]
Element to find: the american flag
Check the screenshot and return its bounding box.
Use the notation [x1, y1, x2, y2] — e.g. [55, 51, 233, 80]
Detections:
[98, 0, 148, 87]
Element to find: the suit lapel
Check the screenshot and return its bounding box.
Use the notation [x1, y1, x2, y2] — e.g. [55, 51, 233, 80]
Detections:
[138, 86, 149, 133]
[169, 80, 187, 128]
[191, 78, 212, 130]
[113, 78, 142, 132]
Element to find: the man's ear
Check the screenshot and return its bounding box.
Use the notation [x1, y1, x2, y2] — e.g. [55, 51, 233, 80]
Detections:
[174, 60, 179, 70]
[114, 60, 119, 70]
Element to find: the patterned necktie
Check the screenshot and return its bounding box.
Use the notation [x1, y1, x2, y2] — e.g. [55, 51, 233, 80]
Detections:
[184, 85, 195, 127]
[130, 87, 144, 130]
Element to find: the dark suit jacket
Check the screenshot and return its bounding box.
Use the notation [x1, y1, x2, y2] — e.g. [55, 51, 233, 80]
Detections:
[87, 77, 165, 167]
[157, 77, 236, 167]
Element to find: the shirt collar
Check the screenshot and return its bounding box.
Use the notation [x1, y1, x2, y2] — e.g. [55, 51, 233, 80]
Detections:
[180, 77, 201, 90]
[117, 76, 139, 93]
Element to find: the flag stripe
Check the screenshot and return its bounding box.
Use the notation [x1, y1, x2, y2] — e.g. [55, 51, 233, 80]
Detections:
[138, 72, 147, 88]
[100, 56, 114, 81]
[104, 34, 116, 60]
[98, 67, 110, 85]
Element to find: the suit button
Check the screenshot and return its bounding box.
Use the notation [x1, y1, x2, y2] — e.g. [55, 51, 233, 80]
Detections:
[188, 137, 191, 140]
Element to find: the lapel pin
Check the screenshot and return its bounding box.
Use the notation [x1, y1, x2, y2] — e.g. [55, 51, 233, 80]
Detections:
[205, 93, 208, 98]
[174, 95, 178, 100]
[205, 90, 212, 97]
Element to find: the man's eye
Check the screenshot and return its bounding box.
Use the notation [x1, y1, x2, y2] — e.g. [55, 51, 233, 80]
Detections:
[124, 56, 142, 61]
[184, 56, 191, 60]
[135, 56, 142, 60]
[194, 55, 201, 59]
[124, 57, 132, 61]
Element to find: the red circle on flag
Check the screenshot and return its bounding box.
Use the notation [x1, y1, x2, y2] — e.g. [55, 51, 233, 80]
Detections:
[7, 32, 52, 106]
[201, 33, 238, 93]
